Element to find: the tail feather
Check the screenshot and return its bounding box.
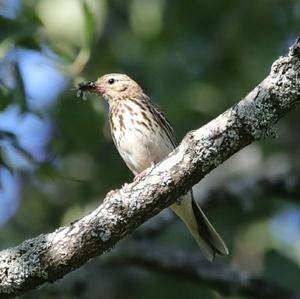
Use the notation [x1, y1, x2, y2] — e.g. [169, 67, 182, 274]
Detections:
[171, 191, 229, 261]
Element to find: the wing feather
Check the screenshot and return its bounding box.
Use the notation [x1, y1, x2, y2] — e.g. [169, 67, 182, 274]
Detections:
[143, 95, 178, 148]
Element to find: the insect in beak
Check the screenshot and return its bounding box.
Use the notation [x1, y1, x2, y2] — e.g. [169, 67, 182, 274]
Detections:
[76, 81, 96, 100]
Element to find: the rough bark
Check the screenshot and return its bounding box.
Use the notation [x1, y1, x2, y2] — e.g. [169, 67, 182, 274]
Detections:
[0, 38, 300, 298]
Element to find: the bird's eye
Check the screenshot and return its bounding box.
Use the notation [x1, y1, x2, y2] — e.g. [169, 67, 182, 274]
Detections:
[108, 78, 115, 84]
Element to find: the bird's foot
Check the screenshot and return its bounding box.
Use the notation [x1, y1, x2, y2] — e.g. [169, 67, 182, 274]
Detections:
[106, 190, 117, 197]
[134, 162, 155, 180]
[134, 169, 149, 179]
[122, 182, 129, 188]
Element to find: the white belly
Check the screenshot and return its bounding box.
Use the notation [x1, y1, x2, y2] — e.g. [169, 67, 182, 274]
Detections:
[114, 124, 173, 175]
[109, 99, 175, 175]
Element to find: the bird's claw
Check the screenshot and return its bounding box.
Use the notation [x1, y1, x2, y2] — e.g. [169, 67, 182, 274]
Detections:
[135, 162, 155, 180]
[106, 190, 116, 197]
[122, 182, 129, 188]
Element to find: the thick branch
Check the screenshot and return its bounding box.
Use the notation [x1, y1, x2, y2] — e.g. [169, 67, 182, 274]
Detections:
[1, 39, 300, 298]
[105, 242, 300, 299]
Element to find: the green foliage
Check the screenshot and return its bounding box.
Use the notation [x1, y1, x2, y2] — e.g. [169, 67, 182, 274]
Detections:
[12, 61, 28, 112]
[82, 1, 95, 51]
[265, 250, 300, 291]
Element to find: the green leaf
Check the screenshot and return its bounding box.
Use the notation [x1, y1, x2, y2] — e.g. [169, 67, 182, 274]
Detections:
[0, 130, 17, 141]
[47, 43, 74, 63]
[0, 16, 38, 44]
[10, 139, 34, 162]
[264, 250, 300, 291]
[0, 130, 34, 164]
[0, 17, 21, 42]
[0, 85, 12, 111]
[13, 61, 28, 112]
[37, 162, 61, 180]
[82, 1, 95, 50]
[16, 36, 41, 51]
[0, 148, 13, 190]
[0, 150, 10, 170]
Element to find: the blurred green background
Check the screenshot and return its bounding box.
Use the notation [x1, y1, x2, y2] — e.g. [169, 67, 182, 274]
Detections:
[1, 0, 300, 298]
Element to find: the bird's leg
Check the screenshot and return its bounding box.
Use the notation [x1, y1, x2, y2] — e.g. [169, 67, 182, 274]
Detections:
[122, 182, 129, 188]
[106, 189, 117, 197]
[135, 162, 155, 179]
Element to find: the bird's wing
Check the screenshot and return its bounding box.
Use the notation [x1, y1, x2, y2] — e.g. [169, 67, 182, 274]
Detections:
[147, 98, 178, 148]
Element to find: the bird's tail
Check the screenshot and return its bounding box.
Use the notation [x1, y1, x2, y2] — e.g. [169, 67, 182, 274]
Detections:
[171, 191, 229, 261]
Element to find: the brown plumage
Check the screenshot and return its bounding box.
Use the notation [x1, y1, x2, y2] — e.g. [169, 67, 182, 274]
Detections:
[77, 73, 229, 260]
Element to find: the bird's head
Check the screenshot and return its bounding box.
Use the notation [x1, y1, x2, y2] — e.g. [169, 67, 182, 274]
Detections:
[77, 73, 143, 102]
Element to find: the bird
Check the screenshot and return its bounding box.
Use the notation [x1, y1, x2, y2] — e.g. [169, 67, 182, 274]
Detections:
[77, 73, 229, 260]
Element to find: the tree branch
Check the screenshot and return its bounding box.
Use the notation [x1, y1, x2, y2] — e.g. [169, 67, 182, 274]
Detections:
[105, 242, 300, 299]
[202, 169, 300, 210]
[1, 38, 300, 298]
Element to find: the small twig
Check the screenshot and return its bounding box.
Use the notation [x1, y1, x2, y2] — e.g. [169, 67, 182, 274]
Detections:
[105, 242, 300, 299]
